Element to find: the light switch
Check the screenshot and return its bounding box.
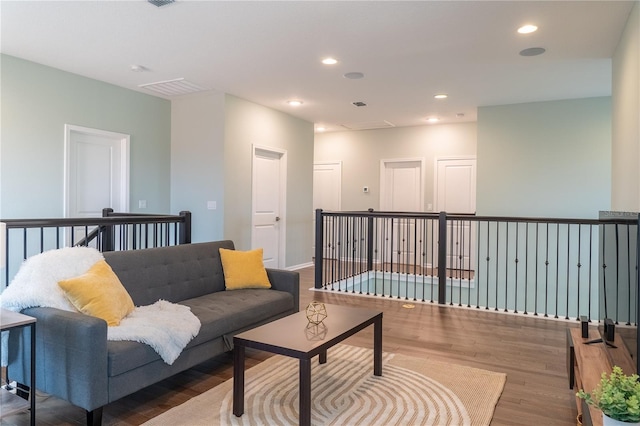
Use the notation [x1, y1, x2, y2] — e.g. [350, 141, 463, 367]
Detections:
[207, 201, 217, 210]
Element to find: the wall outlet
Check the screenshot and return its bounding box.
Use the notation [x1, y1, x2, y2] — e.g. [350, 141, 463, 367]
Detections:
[138, 200, 147, 209]
[207, 201, 217, 210]
[363, 186, 369, 193]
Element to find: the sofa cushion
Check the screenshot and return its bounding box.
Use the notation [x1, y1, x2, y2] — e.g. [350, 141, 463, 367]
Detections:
[182, 289, 294, 347]
[106, 289, 294, 376]
[219, 248, 271, 290]
[59, 260, 135, 326]
[104, 241, 235, 306]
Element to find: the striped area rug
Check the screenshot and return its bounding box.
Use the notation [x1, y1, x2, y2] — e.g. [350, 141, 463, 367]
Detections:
[143, 344, 506, 426]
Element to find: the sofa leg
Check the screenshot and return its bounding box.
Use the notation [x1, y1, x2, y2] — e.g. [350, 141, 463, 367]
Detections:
[87, 407, 103, 426]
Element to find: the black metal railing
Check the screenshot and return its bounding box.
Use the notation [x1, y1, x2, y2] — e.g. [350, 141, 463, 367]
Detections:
[1, 209, 191, 286]
[314, 209, 638, 323]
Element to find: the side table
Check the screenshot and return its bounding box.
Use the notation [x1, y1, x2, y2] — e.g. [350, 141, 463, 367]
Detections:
[0, 308, 36, 425]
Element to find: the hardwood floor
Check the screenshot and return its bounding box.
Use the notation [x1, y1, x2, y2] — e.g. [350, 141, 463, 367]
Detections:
[1, 266, 578, 425]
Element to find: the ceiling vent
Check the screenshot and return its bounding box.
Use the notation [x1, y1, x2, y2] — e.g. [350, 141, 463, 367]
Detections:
[138, 78, 205, 97]
[340, 120, 395, 131]
[148, 0, 175, 7]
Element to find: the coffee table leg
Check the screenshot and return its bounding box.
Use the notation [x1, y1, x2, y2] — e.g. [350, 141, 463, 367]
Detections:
[299, 358, 312, 426]
[319, 350, 327, 364]
[233, 345, 245, 417]
[374, 316, 382, 376]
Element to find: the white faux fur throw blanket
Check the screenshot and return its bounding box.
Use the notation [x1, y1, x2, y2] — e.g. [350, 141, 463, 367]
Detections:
[1, 247, 201, 365]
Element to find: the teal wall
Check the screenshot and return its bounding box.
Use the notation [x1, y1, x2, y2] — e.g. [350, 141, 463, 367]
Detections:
[224, 94, 314, 267]
[170, 91, 226, 242]
[477, 97, 612, 219]
[0, 54, 171, 219]
[612, 2, 640, 211]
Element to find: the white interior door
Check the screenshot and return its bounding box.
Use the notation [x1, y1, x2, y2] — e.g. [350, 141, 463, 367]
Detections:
[252, 146, 287, 269]
[313, 162, 342, 257]
[435, 157, 477, 271]
[64, 124, 130, 246]
[380, 159, 424, 266]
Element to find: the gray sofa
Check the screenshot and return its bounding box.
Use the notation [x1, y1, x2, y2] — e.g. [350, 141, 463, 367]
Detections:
[7, 241, 299, 425]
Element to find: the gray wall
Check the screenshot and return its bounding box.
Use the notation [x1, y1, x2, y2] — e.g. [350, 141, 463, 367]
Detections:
[170, 91, 226, 242]
[0, 54, 171, 219]
[314, 122, 477, 212]
[477, 97, 612, 218]
[224, 94, 314, 267]
[612, 2, 640, 211]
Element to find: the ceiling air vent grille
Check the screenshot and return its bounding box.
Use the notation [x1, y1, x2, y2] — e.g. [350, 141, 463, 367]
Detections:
[340, 120, 396, 131]
[148, 0, 175, 7]
[138, 78, 204, 97]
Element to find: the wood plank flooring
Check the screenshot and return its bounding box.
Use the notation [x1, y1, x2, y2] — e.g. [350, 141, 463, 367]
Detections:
[1, 266, 578, 425]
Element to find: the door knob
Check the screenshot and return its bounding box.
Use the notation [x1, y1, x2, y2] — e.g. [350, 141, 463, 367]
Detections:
[275, 216, 281, 222]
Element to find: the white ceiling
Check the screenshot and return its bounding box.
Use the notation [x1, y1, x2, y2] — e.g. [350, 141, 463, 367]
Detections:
[0, 1, 635, 131]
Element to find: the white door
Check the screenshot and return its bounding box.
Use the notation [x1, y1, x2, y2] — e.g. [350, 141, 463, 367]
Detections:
[435, 157, 477, 272]
[64, 125, 130, 246]
[312, 162, 342, 258]
[252, 146, 287, 269]
[380, 159, 424, 266]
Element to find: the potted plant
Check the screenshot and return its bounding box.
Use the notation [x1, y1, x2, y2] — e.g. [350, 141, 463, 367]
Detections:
[577, 366, 640, 425]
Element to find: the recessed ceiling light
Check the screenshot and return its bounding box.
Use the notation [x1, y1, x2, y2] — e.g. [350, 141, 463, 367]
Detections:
[518, 24, 538, 34]
[434, 94, 448, 99]
[519, 47, 546, 56]
[344, 72, 364, 80]
[316, 126, 326, 132]
[287, 100, 303, 106]
[322, 58, 338, 65]
[427, 117, 440, 123]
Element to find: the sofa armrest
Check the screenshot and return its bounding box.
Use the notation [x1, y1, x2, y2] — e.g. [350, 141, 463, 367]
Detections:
[266, 269, 300, 313]
[8, 307, 109, 411]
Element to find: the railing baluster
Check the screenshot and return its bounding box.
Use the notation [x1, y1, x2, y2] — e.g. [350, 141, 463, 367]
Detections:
[566, 224, 571, 320]
[309, 210, 636, 327]
[2, 212, 190, 285]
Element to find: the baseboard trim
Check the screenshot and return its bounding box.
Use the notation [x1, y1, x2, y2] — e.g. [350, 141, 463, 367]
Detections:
[286, 262, 313, 271]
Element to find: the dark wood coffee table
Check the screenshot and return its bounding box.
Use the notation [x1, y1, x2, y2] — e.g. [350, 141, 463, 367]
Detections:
[232, 303, 383, 426]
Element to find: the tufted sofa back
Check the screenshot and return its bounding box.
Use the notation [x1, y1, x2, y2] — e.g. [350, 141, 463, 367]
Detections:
[103, 241, 234, 306]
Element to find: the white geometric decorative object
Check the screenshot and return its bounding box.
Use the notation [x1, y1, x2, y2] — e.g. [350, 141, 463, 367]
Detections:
[305, 301, 327, 325]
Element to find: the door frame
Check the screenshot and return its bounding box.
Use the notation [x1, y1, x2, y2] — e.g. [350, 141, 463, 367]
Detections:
[313, 161, 342, 211]
[434, 155, 477, 271]
[251, 144, 287, 268]
[63, 124, 130, 217]
[379, 157, 425, 211]
[312, 161, 342, 257]
[433, 156, 477, 213]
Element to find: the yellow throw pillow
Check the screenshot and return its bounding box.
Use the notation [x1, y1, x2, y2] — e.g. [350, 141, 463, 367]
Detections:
[219, 248, 272, 290]
[58, 259, 135, 326]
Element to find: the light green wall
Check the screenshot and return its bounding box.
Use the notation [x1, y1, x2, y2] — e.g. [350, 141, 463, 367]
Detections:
[223, 94, 314, 267]
[477, 97, 612, 218]
[170, 91, 226, 242]
[0, 54, 171, 218]
[612, 2, 640, 211]
[314, 122, 477, 211]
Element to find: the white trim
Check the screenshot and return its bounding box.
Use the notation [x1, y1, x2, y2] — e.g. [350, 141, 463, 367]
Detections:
[251, 144, 287, 268]
[286, 261, 314, 271]
[379, 157, 425, 211]
[63, 124, 130, 217]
